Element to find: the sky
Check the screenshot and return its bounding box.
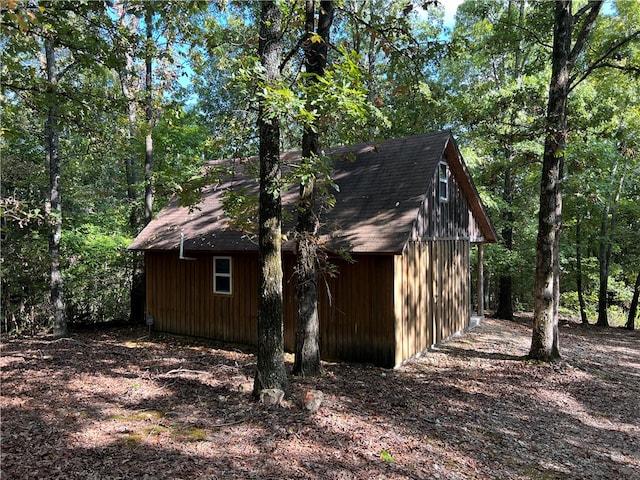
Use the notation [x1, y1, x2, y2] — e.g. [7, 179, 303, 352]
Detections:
[441, 0, 465, 27]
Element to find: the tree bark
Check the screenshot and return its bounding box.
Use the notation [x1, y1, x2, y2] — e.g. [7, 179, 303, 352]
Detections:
[144, 3, 154, 225]
[575, 219, 589, 324]
[254, 1, 290, 397]
[627, 271, 640, 331]
[44, 38, 68, 338]
[529, 0, 603, 361]
[529, 1, 572, 361]
[293, 0, 334, 377]
[495, 162, 514, 320]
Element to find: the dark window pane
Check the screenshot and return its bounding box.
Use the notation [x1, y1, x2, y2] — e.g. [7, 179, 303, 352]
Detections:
[215, 258, 230, 274]
[216, 276, 231, 293]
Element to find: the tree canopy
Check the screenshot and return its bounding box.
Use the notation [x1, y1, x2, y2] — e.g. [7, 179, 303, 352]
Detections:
[2, 0, 639, 340]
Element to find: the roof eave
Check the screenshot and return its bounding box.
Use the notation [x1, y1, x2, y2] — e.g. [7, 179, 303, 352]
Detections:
[444, 136, 498, 244]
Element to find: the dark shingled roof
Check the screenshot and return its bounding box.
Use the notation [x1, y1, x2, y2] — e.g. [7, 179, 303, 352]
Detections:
[129, 131, 496, 254]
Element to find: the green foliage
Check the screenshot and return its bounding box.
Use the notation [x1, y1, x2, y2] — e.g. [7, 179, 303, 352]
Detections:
[221, 187, 259, 236]
[2, 0, 639, 333]
[62, 225, 132, 324]
[380, 449, 396, 463]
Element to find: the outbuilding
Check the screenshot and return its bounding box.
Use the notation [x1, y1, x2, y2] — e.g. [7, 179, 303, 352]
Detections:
[129, 131, 496, 367]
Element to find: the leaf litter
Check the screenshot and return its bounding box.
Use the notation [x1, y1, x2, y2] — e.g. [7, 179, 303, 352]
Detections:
[1, 315, 638, 479]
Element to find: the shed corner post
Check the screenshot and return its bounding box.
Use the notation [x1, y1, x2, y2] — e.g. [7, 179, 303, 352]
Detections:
[392, 254, 404, 367]
[477, 243, 484, 318]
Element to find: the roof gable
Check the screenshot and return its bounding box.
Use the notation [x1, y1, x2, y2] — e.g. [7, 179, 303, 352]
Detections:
[129, 131, 496, 253]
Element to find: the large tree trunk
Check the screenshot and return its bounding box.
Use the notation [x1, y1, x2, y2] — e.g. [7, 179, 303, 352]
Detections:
[575, 219, 589, 324]
[529, 0, 603, 360]
[627, 271, 640, 331]
[254, 1, 290, 397]
[529, 1, 572, 361]
[293, 0, 334, 377]
[44, 38, 67, 338]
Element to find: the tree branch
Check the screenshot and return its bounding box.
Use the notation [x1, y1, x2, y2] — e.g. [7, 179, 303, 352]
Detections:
[569, 29, 640, 92]
[568, 0, 603, 70]
[280, 34, 306, 72]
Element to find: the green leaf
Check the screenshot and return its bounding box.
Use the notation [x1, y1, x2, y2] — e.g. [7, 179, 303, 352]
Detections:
[380, 450, 396, 463]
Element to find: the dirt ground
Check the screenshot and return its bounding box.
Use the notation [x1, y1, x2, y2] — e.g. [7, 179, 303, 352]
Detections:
[1, 315, 639, 480]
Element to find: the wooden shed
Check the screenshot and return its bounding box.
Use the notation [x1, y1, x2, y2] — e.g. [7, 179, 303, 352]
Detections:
[129, 131, 497, 367]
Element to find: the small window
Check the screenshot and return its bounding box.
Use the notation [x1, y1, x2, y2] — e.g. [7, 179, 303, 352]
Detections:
[438, 162, 449, 202]
[213, 256, 232, 294]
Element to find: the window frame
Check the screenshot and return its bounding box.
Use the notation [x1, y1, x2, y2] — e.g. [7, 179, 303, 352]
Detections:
[213, 256, 232, 295]
[438, 161, 449, 202]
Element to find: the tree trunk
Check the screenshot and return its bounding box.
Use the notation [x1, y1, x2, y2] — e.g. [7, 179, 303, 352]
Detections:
[144, 3, 154, 225]
[495, 163, 514, 320]
[627, 271, 640, 331]
[254, 1, 290, 397]
[596, 162, 624, 327]
[529, 0, 602, 360]
[575, 219, 589, 324]
[128, 88, 145, 324]
[118, 7, 145, 324]
[529, 1, 572, 361]
[44, 38, 67, 338]
[293, 0, 334, 377]
[596, 202, 611, 327]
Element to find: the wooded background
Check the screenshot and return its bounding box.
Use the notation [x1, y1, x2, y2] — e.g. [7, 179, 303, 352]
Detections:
[2, 0, 639, 335]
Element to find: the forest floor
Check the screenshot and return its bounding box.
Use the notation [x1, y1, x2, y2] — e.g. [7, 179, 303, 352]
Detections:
[1, 315, 639, 480]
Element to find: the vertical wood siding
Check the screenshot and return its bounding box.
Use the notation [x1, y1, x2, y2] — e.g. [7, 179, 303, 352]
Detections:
[414, 155, 482, 241]
[146, 251, 396, 367]
[283, 254, 395, 367]
[394, 239, 470, 365]
[146, 242, 469, 367]
[146, 251, 258, 345]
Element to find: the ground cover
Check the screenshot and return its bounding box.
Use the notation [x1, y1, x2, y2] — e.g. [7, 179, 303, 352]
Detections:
[1, 315, 638, 479]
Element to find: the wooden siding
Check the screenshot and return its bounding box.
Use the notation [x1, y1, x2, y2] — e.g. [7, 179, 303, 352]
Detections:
[146, 251, 396, 367]
[413, 155, 483, 241]
[283, 254, 396, 367]
[394, 239, 471, 366]
[146, 252, 258, 345]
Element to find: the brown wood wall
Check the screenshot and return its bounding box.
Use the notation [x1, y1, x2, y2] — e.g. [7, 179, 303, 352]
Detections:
[394, 239, 470, 365]
[146, 251, 396, 366]
[283, 255, 396, 367]
[146, 251, 258, 345]
[146, 240, 469, 368]
[414, 154, 484, 241]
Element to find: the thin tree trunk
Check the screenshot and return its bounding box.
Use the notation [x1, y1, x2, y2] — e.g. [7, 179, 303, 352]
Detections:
[596, 164, 624, 327]
[144, 3, 154, 225]
[495, 162, 514, 320]
[495, 2, 524, 321]
[127, 87, 145, 323]
[596, 202, 611, 327]
[254, 0, 290, 397]
[575, 219, 589, 324]
[627, 271, 640, 330]
[44, 38, 67, 338]
[117, 6, 145, 324]
[293, 0, 333, 377]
